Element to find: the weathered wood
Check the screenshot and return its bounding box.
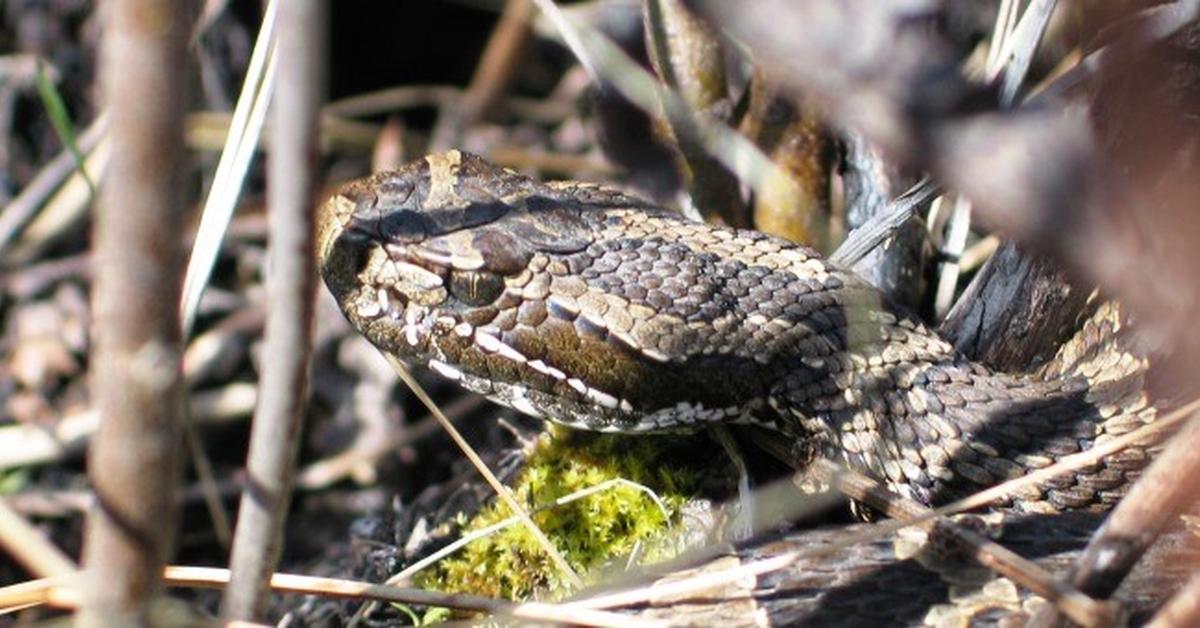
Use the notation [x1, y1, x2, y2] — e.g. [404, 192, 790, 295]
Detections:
[939, 241, 1093, 371]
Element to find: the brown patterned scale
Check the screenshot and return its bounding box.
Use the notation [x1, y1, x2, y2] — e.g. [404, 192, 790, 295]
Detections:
[317, 150, 1160, 513]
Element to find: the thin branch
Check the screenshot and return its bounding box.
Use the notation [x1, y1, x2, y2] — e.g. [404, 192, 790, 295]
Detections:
[0, 567, 648, 628]
[221, 0, 326, 620]
[810, 460, 1116, 627]
[1148, 570, 1200, 628]
[0, 499, 76, 578]
[79, 1, 193, 624]
[1030, 405, 1200, 626]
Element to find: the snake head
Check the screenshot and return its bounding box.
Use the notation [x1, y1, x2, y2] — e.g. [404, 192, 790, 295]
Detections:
[317, 149, 601, 353]
[317, 151, 855, 433]
[319, 151, 677, 430]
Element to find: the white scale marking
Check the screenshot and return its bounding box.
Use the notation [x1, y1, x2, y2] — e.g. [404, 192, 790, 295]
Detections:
[393, 261, 444, 290]
[585, 387, 620, 410]
[641, 347, 670, 363]
[508, 386, 544, 418]
[525, 359, 569, 381]
[474, 331, 527, 363]
[474, 331, 503, 353]
[428, 360, 463, 381]
[403, 307, 422, 346]
[355, 297, 381, 318]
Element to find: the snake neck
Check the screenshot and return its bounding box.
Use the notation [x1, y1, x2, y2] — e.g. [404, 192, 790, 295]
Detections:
[776, 303, 1155, 512]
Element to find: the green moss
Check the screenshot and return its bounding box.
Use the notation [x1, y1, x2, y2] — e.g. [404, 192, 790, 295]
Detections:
[413, 427, 710, 601]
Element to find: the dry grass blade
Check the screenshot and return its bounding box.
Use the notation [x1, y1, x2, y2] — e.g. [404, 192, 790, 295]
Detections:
[6, 137, 112, 266]
[0, 567, 648, 627]
[180, 0, 279, 336]
[173, 3, 281, 583]
[568, 549, 793, 611]
[985, 0, 1022, 73]
[933, 196, 971, 317]
[0, 115, 107, 258]
[935, 0, 1060, 317]
[0, 498, 76, 577]
[830, 177, 938, 267]
[959, 235, 1000, 272]
[997, 0, 1060, 105]
[384, 353, 583, 588]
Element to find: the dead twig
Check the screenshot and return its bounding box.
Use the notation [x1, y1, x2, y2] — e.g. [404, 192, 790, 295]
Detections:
[0, 566, 648, 627]
[1147, 570, 1200, 628]
[221, 0, 326, 620]
[811, 460, 1117, 627]
[1030, 406, 1200, 627]
[79, 1, 193, 624]
[0, 498, 76, 578]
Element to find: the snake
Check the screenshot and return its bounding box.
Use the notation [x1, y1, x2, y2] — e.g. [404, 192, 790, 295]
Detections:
[315, 150, 1160, 515]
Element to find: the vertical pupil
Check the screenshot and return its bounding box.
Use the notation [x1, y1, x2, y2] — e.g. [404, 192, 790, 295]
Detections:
[451, 270, 502, 306]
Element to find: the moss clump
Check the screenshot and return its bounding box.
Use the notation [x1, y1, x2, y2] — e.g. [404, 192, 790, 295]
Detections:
[414, 427, 709, 601]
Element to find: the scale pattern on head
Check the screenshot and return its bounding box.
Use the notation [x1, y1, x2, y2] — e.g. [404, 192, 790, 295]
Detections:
[316, 150, 914, 432]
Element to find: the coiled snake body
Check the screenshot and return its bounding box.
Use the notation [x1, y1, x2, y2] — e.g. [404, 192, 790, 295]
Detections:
[317, 150, 1157, 514]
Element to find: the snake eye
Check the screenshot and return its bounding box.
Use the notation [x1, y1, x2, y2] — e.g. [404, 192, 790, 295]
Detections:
[448, 270, 505, 306]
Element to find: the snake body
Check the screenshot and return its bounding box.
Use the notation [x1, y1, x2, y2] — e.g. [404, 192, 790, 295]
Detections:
[316, 150, 1157, 513]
